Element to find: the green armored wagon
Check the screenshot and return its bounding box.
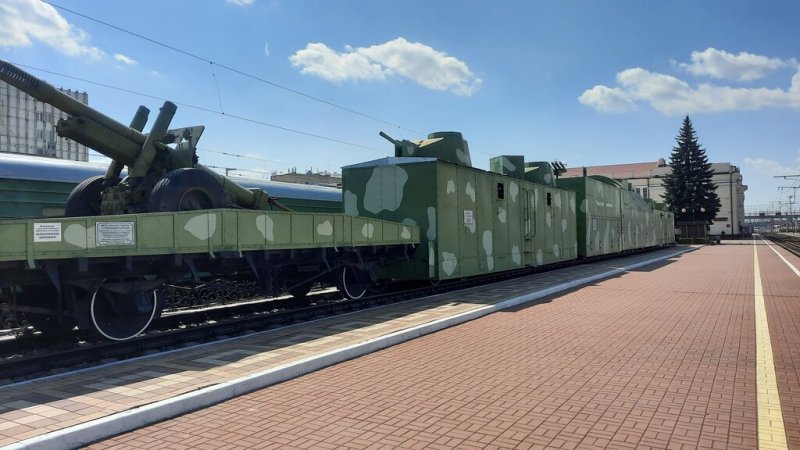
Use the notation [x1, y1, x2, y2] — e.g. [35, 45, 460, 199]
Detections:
[556, 176, 623, 258]
[342, 132, 577, 281]
[557, 175, 676, 258]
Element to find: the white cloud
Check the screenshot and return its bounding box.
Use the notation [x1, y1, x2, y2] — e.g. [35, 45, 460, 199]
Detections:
[680, 48, 796, 82]
[578, 85, 637, 113]
[744, 149, 800, 177]
[290, 37, 482, 96]
[290, 43, 388, 82]
[264, 42, 270, 58]
[0, 0, 103, 59]
[226, 0, 255, 5]
[114, 53, 137, 66]
[580, 50, 800, 115]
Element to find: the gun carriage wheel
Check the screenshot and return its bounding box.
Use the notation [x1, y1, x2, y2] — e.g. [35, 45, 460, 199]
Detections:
[64, 176, 120, 217]
[147, 168, 227, 212]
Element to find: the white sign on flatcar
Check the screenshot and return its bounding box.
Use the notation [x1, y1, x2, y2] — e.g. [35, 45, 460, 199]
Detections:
[33, 223, 62, 242]
[96, 222, 135, 246]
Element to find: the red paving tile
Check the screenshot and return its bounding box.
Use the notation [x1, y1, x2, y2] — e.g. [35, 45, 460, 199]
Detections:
[82, 242, 795, 448]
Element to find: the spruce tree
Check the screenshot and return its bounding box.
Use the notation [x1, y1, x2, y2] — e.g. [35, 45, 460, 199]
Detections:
[662, 116, 721, 224]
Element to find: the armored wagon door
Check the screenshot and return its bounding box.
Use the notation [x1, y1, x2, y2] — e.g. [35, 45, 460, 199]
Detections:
[620, 191, 628, 251]
[522, 188, 534, 265]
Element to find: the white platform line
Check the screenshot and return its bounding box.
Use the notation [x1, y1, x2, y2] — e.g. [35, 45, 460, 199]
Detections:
[762, 238, 800, 278]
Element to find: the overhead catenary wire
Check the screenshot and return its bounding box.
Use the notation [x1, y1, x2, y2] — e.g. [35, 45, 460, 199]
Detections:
[3, 96, 344, 172]
[44, 1, 422, 136]
[9, 62, 390, 155]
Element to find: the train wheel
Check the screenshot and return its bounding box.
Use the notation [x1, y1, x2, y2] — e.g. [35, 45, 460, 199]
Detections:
[147, 168, 226, 212]
[90, 280, 161, 341]
[18, 285, 77, 335]
[337, 265, 370, 300]
[65, 176, 118, 217]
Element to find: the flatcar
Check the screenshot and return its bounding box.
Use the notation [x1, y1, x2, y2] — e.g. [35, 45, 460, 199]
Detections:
[0, 153, 342, 219]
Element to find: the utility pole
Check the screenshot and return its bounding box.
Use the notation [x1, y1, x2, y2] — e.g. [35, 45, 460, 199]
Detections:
[776, 175, 800, 231]
[778, 186, 800, 232]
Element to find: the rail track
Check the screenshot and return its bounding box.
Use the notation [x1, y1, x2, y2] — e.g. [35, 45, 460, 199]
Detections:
[0, 266, 546, 383]
[763, 232, 800, 257]
[0, 246, 671, 384]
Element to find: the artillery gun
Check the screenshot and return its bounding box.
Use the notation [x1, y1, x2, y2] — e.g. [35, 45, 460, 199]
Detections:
[0, 60, 276, 216]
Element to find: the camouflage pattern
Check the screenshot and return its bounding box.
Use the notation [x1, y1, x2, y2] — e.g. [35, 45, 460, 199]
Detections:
[524, 162, 557, 186]
[0, 209, 419, 263]
[557, 176, 676, 257]
[342, 156, 577, 281]
[489, 155, 525, 179]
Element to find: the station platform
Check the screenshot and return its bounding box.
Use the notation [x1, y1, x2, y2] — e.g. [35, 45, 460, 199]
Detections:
[2, 240, 798, 449]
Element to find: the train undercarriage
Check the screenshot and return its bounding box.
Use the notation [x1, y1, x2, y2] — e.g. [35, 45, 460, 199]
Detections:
[1, 244, 414, 341]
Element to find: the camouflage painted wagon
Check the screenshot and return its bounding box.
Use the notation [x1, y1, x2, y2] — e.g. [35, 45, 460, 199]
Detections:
[557, 175, 675, 257]
[342, 132, 578, 282]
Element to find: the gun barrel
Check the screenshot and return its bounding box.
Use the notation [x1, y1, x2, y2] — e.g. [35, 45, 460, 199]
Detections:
[0, 60, 268, 210]
[379, 131, 401, 146]
[0, 60, 148, 151]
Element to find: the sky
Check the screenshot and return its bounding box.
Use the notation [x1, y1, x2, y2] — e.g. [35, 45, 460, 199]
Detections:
[0, 0, 798, 211]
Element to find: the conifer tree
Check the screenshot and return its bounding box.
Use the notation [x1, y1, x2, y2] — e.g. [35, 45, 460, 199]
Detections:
[662, 116, 721, 224]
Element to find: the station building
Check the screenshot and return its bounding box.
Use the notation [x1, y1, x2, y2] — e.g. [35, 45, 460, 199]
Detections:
[0, 80, 89, 162]
[562, 159, 748, 237]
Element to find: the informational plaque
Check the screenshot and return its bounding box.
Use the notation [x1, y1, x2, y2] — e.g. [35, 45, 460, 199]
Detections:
[33, 223, 62, 242]
[464, 209, 474, 225]
[96, 222, 135, 246]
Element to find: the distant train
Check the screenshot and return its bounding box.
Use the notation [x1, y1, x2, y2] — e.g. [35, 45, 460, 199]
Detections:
[0, 152, 342, 219]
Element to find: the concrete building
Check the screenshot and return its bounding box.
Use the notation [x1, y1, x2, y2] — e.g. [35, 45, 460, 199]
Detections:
[562, 159, 748, 237]
[0, 80, 89, 161]
[271, 170, 341, 188]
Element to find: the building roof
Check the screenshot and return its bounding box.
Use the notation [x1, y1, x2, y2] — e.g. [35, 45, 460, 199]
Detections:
[562, 161, 661, 179]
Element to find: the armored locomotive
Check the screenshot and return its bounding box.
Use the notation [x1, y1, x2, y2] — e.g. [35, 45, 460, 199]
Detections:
[0, 60, 674, 341]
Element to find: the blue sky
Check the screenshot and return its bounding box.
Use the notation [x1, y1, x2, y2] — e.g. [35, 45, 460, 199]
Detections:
[1, 0, 798, 210]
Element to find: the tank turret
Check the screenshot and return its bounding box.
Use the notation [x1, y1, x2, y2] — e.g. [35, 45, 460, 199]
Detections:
[380, 131, 472, 167]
